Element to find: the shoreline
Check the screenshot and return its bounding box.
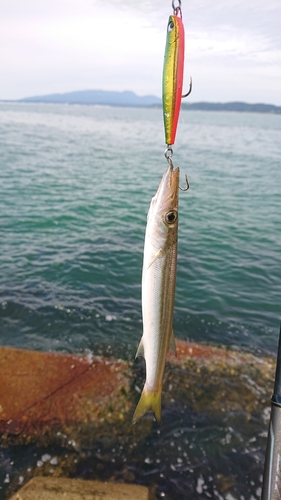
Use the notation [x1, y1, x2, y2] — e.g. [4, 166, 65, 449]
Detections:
[1, 99, 281, 114]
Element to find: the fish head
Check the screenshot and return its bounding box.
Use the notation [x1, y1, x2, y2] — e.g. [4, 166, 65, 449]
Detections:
[147, 164, 179, 238]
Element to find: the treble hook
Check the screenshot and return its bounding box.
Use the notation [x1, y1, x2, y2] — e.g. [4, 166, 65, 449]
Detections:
[182, 76, 192, 99]
[179, 174, 189, 191]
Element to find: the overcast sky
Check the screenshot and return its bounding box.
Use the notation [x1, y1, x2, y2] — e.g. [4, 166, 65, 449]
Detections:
[1, 0, 280, 104]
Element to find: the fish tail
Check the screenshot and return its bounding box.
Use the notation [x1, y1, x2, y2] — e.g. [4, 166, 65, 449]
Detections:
[132, 387, 162, 424]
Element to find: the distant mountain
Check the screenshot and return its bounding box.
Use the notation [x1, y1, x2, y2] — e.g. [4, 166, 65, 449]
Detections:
[182, 101, 281, 114]
[19, 89, 161, 107]
[18, 90, 281, 114]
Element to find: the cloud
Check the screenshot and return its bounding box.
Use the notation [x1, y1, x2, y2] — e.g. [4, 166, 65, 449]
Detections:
[0, 0, 280, 103]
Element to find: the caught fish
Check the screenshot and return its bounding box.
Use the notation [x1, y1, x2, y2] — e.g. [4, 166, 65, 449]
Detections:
[133, 163, 179, 424]
[162, 13, 192, 146]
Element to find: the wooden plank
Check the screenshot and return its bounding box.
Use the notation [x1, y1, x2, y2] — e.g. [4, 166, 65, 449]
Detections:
[8, 477, 156, 500]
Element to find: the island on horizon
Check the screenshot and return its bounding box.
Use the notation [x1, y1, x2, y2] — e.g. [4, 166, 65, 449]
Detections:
[3, 89, 281, 114]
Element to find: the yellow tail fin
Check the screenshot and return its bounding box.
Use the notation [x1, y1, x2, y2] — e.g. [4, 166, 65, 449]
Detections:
[132, 388, 162, 424]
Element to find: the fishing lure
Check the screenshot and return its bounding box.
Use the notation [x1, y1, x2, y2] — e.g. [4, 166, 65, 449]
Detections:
[162, 0, 192, 147]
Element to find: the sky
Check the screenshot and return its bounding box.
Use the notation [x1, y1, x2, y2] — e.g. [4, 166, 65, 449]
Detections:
[1, 0, 281, 104]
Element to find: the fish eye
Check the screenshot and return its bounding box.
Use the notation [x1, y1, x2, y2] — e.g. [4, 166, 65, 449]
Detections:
[168, 21, 174, 33]
[165, 210, 178, 224]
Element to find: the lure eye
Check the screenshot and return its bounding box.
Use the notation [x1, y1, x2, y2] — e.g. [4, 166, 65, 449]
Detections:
[165, 210, 178, 224]
[168, 21, 174, 33]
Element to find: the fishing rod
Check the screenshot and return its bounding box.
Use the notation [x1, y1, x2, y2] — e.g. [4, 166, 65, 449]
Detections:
[262, 322, 281, 499]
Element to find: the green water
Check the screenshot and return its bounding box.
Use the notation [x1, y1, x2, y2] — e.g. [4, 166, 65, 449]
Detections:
[0, 102, 280, 355]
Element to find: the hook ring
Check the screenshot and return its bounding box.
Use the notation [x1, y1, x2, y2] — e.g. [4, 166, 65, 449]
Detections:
[172, 0, 182, 17]
[164, 146, 173, 160]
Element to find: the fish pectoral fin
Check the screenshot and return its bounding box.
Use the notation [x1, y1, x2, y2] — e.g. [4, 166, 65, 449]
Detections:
[147, 249, 164, 269]
[132, 387, 162, 424]
[135, 337, 144, 358]
[169, 330, 177, 356]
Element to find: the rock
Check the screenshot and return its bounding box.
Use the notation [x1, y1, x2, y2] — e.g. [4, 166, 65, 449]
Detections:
[0, 342, 275, 500]
[165, 340, 275, 415]
[0, 342, 275, 447]
[0, 347, 133, 445]
[8, 476, 156, 500]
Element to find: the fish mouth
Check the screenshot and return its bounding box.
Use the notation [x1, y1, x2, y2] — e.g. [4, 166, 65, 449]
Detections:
[157, 164, 179, 211]
[167, 163, 180, 191]
[147, 164, 180, 222]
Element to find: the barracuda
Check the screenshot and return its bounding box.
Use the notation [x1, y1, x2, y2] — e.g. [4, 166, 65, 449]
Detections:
[133, 164, 179, 424]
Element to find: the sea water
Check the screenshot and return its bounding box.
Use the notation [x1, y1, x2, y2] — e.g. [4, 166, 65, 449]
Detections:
[0, 102, 281, 499]
[0, 102, 280, 356]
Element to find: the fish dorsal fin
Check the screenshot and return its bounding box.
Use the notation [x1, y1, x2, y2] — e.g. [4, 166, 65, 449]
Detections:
[147, 249, 164, 270]
[169, 330, 177, 356]
[135, 337, 144, 358]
